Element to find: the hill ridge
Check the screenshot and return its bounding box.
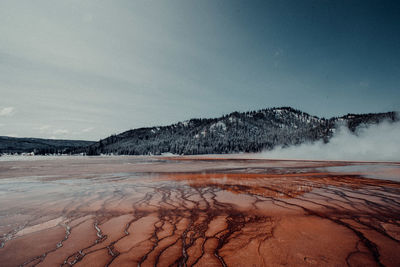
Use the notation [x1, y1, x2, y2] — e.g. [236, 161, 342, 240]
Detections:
[84, 107, 398, 155]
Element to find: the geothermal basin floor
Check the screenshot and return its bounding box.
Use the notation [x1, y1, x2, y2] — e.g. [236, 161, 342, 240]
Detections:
[0, 156, 400, 266]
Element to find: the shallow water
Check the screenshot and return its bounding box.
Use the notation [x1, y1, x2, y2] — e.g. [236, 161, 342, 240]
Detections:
[0, 156, 399, 266]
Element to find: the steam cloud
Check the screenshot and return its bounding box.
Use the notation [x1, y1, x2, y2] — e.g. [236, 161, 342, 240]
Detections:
[261, 121, 400, 162]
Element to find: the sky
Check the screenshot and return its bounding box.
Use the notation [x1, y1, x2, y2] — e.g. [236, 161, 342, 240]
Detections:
[0, 0, 399, 141]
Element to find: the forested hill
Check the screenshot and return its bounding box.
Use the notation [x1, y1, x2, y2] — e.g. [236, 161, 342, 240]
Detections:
[83, 107, 397, 155]
[0, 136, 95, 154]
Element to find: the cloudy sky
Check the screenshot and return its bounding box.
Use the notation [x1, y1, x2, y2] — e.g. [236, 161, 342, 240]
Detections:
[0, 0, 399, 140]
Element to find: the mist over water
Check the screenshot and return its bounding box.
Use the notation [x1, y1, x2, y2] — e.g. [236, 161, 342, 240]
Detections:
[261, 121, 400, 161]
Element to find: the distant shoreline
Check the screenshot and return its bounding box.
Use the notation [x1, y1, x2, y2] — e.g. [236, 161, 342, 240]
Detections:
[1, 153, 399, 164]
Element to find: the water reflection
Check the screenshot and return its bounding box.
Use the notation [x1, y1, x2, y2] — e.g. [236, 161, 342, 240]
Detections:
[154, 172, 316, 199]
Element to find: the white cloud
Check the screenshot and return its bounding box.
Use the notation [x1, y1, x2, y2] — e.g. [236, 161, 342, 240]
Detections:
[0, 107, 15, 116]
[260, 121, 400, 162]
[82, 127, 94, 133]
[53, 129, 69, 135]
[37, 125, 51, 132]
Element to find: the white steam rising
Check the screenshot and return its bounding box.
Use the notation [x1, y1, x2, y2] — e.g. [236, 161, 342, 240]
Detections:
[261, 121, 400, 162]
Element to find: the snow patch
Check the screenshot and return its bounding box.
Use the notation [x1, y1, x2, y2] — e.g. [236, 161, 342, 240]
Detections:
[210, 121, 227, 131]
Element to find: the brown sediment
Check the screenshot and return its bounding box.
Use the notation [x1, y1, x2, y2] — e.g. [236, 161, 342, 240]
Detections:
[0, 156, 399, 266]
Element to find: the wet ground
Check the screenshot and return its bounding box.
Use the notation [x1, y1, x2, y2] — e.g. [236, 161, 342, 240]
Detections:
[0, 156, 399, 266]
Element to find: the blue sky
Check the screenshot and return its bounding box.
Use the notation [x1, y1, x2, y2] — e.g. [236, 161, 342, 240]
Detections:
[0, 0, 399, 140]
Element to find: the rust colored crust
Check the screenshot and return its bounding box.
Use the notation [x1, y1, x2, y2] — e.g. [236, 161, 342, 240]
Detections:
[0, 156, 399, 267]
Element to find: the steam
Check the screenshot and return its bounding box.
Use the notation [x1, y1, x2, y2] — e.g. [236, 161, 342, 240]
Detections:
[261, 121, 400, 162]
